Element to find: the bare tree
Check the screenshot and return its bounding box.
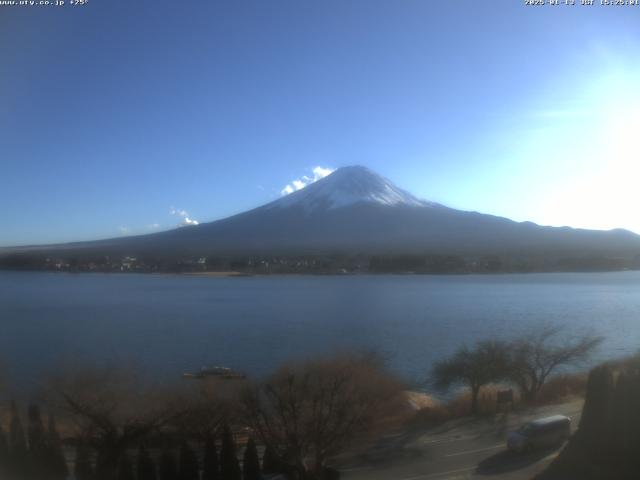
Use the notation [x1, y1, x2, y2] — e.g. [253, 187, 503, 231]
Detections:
[431, 340, 510, 414]
[242, 353, 403, 479]
[47, 365, 176, 480]
[507, 327, 603, 402]
[166, 379, 242, 442]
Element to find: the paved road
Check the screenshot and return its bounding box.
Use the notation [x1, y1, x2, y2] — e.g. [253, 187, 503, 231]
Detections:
[340, 400, 583, 480]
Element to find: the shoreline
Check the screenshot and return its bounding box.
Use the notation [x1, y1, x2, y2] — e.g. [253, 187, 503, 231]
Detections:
[181, 271, 254, 277]
[1, 268, 639, 277]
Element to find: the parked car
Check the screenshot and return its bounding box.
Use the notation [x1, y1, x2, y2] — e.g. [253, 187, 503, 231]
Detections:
[507, 415, 571, 453]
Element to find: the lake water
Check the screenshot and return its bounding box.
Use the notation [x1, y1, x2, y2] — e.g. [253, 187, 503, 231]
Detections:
[1, 271, 639, 390]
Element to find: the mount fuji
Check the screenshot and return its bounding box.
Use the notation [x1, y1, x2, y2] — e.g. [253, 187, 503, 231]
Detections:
[3, 166, 640, 265]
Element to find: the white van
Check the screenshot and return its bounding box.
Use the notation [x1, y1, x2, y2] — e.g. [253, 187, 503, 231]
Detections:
[507, 415, 571, 453]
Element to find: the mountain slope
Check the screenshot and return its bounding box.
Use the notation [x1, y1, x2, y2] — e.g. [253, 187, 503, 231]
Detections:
[2, 166, 640, 262]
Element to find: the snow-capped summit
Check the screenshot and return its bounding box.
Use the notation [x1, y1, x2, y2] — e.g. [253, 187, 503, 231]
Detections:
[268, 165, 431, 212]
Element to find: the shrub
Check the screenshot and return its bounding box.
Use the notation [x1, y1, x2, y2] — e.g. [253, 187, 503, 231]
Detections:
[533, 373, 588, 405]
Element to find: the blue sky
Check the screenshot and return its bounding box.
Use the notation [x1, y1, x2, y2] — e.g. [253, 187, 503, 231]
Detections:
[2, 0, 640, 246]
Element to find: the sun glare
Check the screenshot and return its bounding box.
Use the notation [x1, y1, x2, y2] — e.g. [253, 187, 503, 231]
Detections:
[531, 71, 640, 234]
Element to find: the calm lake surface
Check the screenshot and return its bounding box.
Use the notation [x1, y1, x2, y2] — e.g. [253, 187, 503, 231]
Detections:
[1, 271, 640, 389]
